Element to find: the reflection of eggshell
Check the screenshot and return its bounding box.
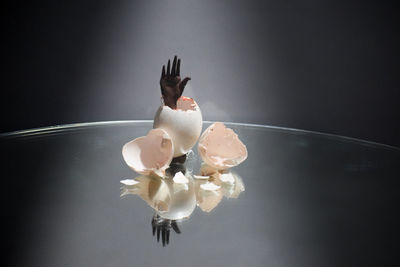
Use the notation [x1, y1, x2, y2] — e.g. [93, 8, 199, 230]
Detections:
[198, 122, 247, 170]
[200, 182, 221, 191]
[193, 175, 210, 180]
[154, 96, 203, 157]
[199, 163, 219, 176]
[122, 128, 173, 177]
[120, 179, 140, 186]
[221, 172, 245, 198]
[120, 175, 196, 219]
[219, 172, 235, 184]
[195, 181, 223, 212]
[173, 172, 189, 193]
[173, 171, 189, 184]
[229, 175, 245, 198]
[159, 175, 196, 220]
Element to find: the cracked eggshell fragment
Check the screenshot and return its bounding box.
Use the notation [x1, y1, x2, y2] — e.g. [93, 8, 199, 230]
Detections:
[200, 182, 221, 191]
[122, 128, 173, 177]
[198, 122, 247, 170]
[154, 96, 203, 157]
[120, 179, 140, 186]
[173, 171, 189, 184]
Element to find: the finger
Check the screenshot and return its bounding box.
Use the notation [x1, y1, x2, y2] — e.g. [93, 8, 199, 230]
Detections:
[166, 229, 170, 245]
[177, 59, 181, 76]
[171, 221, 181, 234]
[179, 77, 191, 96]
[160, 80, 165, 96]
[171, 55, 177, 76]
[161, 65, 165, 78]
[167, 60, 170, 76]
[152, 216, 157, 236]
[162, 228, 166, 246]
[157, 226, 160, 242]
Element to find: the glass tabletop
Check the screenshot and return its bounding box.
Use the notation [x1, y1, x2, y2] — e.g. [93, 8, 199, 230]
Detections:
[1, 121, 399, 267]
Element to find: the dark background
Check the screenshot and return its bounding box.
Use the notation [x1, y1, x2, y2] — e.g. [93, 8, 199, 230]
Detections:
[3, 0, 399, 146]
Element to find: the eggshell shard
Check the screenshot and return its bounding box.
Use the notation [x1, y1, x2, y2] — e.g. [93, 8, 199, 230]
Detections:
[122, 128, 173, 177]
[200, 182, 221, 191]
[198, 122, 248, 170]
[173, 171, 189, 184]
[154, 96, 203, 157]
[120, 179, 140, 186]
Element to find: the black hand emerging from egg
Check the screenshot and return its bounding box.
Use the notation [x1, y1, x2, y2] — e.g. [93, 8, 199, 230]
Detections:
[160, 55, 191, 109]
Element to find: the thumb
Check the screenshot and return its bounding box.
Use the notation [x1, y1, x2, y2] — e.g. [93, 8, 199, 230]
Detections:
[179, 77, 191, 95]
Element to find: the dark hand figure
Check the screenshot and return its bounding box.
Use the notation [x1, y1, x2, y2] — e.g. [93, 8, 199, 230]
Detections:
[160, 55, 191, 109]
[152, 214, 181, 246]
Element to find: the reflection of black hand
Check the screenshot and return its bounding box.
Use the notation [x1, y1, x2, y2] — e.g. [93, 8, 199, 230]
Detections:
[171, 220, 181, 234]
[160, 56, 191, 109]
[151, 214, 181, 246]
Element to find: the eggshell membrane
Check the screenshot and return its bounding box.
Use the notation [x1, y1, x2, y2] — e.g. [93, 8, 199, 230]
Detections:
[198, 122, 248, 170]
[153, 96, 203, 157]
[122, 128, 173, 177]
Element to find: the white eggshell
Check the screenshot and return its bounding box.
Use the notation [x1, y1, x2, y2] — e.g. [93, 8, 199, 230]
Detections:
[122, 128, 174, 177]
[153, 96, 203, 157]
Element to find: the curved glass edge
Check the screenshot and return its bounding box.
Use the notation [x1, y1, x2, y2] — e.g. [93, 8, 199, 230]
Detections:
[0, 120, 399, 151]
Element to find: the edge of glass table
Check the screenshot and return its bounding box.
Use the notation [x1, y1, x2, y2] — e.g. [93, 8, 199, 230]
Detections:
[1, 120, 398, 152]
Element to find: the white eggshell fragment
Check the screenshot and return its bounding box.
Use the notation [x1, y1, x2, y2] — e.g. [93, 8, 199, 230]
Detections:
[173, 171, 189, 184]
[193, 175, 210, 180]
[198, 122, 248, 170]
[200, 182, 221, 191]
[153, 96, 203, 157]
[120, 179, 140, 186]
[122, 128, 173, 177]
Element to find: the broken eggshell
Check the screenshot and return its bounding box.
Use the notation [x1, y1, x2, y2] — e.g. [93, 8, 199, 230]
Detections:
[154, 96, 203, 157]
[198, 122, 248, 170]
[122, 128, 174, 177]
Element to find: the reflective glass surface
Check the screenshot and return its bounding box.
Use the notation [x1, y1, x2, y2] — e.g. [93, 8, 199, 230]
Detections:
[1, 121, 399, 267]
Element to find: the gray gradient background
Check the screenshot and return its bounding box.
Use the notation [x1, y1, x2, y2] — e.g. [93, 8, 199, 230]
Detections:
[3, 0, 399, 146]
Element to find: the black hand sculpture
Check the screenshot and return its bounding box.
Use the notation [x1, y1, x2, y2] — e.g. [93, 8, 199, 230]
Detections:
[160, 55, 191, 109]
